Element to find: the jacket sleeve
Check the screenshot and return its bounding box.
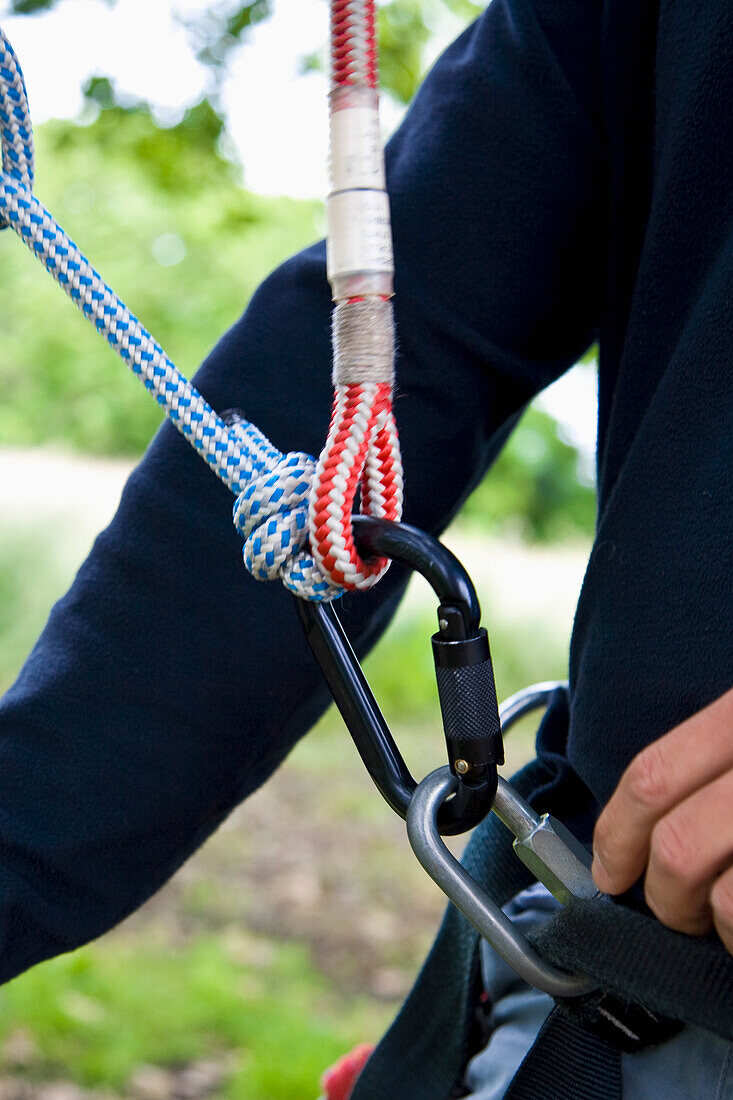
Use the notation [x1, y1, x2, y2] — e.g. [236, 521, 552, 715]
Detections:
[0, 0, 605, 982]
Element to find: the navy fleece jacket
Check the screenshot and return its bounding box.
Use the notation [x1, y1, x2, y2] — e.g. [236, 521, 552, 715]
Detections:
[0, 0, 730, 982]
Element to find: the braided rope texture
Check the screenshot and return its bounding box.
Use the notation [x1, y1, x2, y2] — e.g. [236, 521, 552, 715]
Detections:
[331, 0, 378, 88]
[311, 350, 403, 591]
[0, 26, 344, 601]
[313, 0, 404, 591]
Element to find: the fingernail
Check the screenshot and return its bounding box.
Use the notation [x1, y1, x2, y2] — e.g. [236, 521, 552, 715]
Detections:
[592, 851, 613, 893]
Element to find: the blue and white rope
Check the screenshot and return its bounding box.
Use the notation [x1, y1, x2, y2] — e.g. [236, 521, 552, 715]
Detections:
[0, 27, 341, 602]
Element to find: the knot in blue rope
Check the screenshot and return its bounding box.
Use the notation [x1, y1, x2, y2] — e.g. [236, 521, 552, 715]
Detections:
[231, 448, 343, 601]
[233, 450, 314, 580]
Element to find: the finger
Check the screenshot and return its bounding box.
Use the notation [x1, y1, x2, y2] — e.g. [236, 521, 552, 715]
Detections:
[643, 767, 733, 934]
[711, 866, 733, 956]
[592, 688, 733, 895]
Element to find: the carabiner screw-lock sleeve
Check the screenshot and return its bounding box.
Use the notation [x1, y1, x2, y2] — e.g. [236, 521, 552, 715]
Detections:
[432, 627, 504, 781]
[295, 517, 502, 834]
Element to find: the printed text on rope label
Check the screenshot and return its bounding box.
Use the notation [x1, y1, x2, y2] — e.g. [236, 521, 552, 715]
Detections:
[326, 191, 394, 279]
[329, 106, 385, 192]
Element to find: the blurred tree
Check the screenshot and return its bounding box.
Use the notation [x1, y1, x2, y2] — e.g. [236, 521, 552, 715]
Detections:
[9, 0, 482, 111]
[378, 0, 480, 103]
[1, 0, 597, 542]
[9, 0, 274, 120]
[0, 103, 322, 454]
[7, 0, 59, 11]
[462, 405, 596, 542]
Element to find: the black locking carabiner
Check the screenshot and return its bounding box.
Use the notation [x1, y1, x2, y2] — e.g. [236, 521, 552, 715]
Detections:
[296, 520, 601, 996]
[294, 516, 504, 835]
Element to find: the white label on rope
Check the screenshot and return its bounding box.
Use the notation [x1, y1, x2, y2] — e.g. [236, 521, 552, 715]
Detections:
[329, 105, 385, 192]
[326, 191, 394, 279]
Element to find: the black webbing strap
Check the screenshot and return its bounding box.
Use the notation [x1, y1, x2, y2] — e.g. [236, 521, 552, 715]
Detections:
[504, 1008, 622, 1100]
[350, 759, 733, 1100]
[528, 899, 733, 1038]
[350, 765, 541, 1100]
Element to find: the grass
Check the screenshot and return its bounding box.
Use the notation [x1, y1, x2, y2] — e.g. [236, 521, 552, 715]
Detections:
[0, 932, 388, 1098]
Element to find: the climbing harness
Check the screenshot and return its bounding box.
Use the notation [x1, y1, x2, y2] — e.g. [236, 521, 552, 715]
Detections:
[2, 10, 732, 1100]
[342, 669, 733, 1100]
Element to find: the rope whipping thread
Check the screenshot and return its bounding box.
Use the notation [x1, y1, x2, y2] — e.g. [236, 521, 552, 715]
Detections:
[0, 5, 402, 599]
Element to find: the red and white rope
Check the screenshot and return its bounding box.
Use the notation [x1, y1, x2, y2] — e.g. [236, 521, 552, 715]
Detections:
[309, 0, 403, 592]
[330, 0, 378, 88]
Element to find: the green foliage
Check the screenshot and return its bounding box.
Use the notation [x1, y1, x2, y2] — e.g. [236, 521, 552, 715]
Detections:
[8, 0, 46, 11]
[82, 75, 117, 112]
[0, 934, 384, 1097]
[362, 600, 570, 726]
[8, 0, 68, 11]
[0, 109, 322, 455]
[462, 407, 596, 542]
[79, 86, 227, 177]
[183, 0, 273, 78]
[439, 0, 482, 18]
[377, 0, 433, 105]
[377, 0, 483, 104]
[303, 0, 484, 105]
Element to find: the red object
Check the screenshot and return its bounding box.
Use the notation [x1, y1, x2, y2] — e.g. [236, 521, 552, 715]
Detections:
[321, 1043, 375, 1100]
[310, 380, 400, 589]
[331, 0, 377, 88]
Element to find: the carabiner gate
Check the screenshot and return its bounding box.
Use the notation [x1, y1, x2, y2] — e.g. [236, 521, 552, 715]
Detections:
[295, 516, 504, 834]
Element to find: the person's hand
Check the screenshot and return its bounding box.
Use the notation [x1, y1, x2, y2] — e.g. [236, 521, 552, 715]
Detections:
[591, 686, 733, 954]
